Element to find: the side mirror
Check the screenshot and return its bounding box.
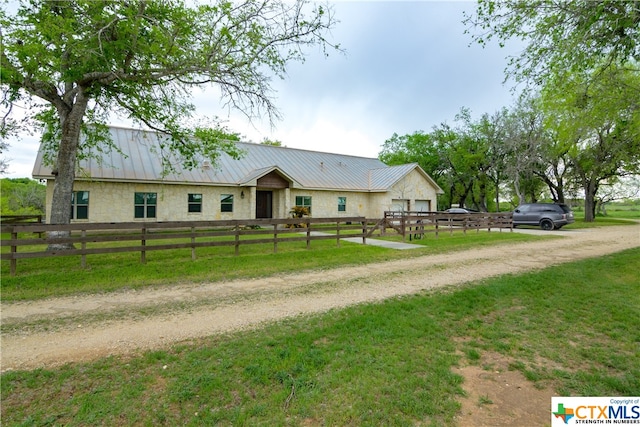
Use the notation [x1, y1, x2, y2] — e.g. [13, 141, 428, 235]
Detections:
[514, 209, 520, 213]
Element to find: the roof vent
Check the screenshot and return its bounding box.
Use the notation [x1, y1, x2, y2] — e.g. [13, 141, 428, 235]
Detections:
[202, 160, 211, 169]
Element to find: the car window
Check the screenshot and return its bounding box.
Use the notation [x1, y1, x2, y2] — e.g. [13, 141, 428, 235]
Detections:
[517, 205, 530, 212]
[558, 204, 572, 213]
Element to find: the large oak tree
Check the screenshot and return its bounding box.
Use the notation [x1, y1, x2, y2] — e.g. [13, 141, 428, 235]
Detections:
[466, 0, 640, 220]
[1, 0, 338, 238]
[465, 0, 640, 86]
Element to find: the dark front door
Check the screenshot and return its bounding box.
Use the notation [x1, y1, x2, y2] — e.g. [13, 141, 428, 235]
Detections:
[256, 191, 273, 218]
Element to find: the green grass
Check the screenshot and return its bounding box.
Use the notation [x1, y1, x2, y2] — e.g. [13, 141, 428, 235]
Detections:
[599, 204, 640, 219]
[2, 230, 542, 301]
[3, 248, 638, 426]
[567, 209, 638, 228]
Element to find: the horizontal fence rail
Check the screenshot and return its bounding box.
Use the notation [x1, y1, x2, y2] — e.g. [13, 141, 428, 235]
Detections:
[383, 211, 513, 241]
[0, 215, 44, 224]
[1, 217, 367, 276]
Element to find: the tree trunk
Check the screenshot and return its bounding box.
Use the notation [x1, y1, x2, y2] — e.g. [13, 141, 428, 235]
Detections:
[513, 175, 524, 205]
[47, 95, 89, 250]
[583, 179, 598, 222]
[495, 177, 500, 212]
[477, 179, 488, 212]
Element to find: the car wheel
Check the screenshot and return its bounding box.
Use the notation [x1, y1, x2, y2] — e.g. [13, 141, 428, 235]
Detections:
[540, 219, 554, 231]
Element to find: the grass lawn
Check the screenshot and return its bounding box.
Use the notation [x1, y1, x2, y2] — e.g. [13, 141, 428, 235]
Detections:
[2, 229, 545, 301]
[2, 248, 638, 426]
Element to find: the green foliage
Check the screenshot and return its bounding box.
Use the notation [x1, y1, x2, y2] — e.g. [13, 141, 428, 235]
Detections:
[379, 108, 511, 211]
[260, 138, 283, 146]
[289, 206, 310, 218]
[541, 65, 640, 220]
[0, 139, 9, 174]
[1, 0, 338, 224]
[0, 178, 46, 215]
[465, 0, 640, 86]
[463, 0, 640, 216]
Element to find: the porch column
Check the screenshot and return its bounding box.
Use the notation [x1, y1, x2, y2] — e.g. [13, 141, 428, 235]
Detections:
[249, 187, 257, 219]
[284, 188, 291, 219]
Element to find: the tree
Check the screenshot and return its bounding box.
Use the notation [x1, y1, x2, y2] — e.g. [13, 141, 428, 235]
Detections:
[260, 138, 283, 147]
[500, 96, 561, 205]
[380, 110, 504, 212]
[1, 0, 338, 245]
[465, 0, 640, 87]
[595, 176, 640, 216]
[0, 140, 9, 174]
[541, 65, 640, 221]
[0, 178, 46, 215]
[379, 131, 444, 181]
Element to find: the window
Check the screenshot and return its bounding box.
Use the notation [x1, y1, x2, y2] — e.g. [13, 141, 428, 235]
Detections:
[71, 191, 89, 219]
[188, 193, 202, 213]
[295, 195, 312, 214]
[221, 194, 234, 212]
[134, 192, 157, 219]
[338, 196, 346, 212]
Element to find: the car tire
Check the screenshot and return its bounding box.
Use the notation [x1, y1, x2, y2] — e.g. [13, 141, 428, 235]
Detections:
[540, 219, 554, 231]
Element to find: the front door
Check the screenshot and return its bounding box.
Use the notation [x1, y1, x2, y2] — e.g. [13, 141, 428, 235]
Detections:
[256, 191, 273, 218]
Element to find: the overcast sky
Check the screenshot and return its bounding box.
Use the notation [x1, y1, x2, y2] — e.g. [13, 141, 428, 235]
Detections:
[3, 0, 522, 179]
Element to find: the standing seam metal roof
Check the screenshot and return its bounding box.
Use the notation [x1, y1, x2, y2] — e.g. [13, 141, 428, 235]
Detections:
[32, 126, 442, 193]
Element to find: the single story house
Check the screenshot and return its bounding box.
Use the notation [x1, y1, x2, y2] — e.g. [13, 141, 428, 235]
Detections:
[32, 126, 443, 223]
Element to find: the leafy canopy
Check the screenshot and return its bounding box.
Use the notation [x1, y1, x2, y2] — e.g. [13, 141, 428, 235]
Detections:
[464, 0, 640, 86]
[1, 0, 338, 168]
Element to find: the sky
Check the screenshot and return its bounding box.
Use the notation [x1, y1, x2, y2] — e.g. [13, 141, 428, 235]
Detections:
[2, 0, 523, 179]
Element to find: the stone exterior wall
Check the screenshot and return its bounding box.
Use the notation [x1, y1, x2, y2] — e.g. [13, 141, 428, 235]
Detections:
[289, 189, 374, 218]
[366, 169, 439, 214]
[44, 168, 438, 223]
[46, 181, 249, 223]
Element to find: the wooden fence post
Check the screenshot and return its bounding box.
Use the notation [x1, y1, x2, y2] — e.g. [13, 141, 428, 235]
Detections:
[10, 229, 17, 276]
[81, 229, 87, 268]
[306, 218, 311, 249]
[234, 225, 240, 256]
[191, 226, 196, 260]
[362, 220, 367, 245]
[141, 226, 147, 264]
[273, 224, 278, 253]
[336, 221, 341, 247]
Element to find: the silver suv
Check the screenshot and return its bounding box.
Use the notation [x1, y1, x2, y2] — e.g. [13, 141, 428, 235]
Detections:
[513, 203, 575, 230]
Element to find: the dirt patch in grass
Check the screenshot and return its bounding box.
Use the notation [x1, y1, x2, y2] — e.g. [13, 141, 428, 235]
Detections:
[454, 351, 553, 427]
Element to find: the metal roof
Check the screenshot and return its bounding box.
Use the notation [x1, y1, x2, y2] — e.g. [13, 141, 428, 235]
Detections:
[32, 126, 443, 193]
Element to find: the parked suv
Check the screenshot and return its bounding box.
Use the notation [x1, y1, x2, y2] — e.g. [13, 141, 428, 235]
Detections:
[513, 203, 574, 230]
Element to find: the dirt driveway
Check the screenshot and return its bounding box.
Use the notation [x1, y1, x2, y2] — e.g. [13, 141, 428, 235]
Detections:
[2, 225, 639, 425]
[3, 225, 639, 372]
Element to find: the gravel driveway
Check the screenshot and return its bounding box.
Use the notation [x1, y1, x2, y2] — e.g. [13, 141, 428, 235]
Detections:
[2, 224, 639, 372]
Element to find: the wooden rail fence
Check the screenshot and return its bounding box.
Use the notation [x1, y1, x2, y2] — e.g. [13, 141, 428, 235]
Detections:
[382, 211, 513, 241]
[1, 212, 513, 276]
[1, 217, 367, 276]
